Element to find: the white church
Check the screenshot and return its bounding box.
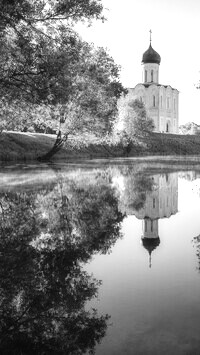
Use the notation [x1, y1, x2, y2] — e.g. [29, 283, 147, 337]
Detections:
[119, 32, 179, 134]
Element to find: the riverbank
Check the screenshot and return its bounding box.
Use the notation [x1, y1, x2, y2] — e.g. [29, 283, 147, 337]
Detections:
[1, 131, 200, 162]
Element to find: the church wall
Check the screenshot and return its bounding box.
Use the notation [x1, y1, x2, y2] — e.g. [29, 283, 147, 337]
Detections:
[133, 84, 146, 101]
[165, 86, 173, 133]
[129, 84, 179, 134]
[161, 86, 179, 134]
[159, 86, 167, 132]
[172, 90, 179, 133]
[158, 173, 178, 217]
[133, 84, 160, 132]
[146, 85, 160, 131]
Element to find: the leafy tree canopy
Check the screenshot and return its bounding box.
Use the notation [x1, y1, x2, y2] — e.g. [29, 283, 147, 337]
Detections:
[0, 0, 105, 26]
[0, 0, 126, 143]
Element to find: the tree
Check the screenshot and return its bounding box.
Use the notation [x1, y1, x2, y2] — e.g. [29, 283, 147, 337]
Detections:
[0, 99, 59, 133]
[124, 99, 155, 140]
[193, 234, 200, 272]
[0, 169, 124, 353]
[0, 0, 126, 160]
[118, 167, 155, 213]
[36, 40, 126, 160]
[0, 0, 105, 100]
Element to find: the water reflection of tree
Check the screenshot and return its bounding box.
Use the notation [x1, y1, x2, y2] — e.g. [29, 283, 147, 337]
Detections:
[120, 171, 155, 214]
[193, 235, 200, 272]
[0, 175, 124, 354]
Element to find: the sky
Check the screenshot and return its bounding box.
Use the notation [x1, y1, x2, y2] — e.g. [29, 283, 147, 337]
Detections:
[76, 0, 200, 125]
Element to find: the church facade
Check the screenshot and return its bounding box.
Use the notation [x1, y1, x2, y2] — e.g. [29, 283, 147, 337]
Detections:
[123, 38, 179, 134]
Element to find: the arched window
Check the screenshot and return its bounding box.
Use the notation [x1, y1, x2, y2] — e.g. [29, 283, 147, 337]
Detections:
[153, 95, 156, 107]
[151, 70, 153, 82]
[167, 97, 170, 109]
[145, 220, 147, 232]
[145, 70, 147, 82]
[151, 220, 153, 232]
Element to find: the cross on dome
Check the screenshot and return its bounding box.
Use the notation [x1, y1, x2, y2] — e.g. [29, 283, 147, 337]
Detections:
[149, 29, 152, 44]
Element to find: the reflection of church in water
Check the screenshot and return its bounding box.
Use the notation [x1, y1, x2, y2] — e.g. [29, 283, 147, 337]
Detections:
[124, 173, 178, 267]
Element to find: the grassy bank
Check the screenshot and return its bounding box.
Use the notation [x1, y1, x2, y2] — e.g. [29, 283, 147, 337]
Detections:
[1, 131, 200, 162]
[144, 132, 200, 155]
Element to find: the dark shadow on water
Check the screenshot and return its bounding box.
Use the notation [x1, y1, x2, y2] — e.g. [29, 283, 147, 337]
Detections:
[0, 171, 124, 354]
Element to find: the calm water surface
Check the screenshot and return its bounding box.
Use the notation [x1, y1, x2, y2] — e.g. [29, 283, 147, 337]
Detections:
[1, 159, 200, 354]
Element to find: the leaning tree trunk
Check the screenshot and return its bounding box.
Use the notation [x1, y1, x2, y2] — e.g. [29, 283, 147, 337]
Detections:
[37, 131, 68, 162]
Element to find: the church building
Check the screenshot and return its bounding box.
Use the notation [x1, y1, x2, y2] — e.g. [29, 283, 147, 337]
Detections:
[118, 171, 178, 268]
[121, 32, 179, 133]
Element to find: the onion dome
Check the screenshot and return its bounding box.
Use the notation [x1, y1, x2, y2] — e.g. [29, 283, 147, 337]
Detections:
[142, 44, 161, 65]
[142, 237, 160, 268]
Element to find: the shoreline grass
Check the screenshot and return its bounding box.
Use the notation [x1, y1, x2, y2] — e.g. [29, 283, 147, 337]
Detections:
[1, 131, 200, 163]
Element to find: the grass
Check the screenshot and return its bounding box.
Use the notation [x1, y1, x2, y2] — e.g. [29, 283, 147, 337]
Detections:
[1, 131, 200, 162]
[144, 132, 200, 155]
[0, 132, 57, 162]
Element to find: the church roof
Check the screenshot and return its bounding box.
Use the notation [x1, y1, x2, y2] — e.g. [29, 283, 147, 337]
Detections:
[142, 237, 160, 268]
[142, 237, 160, 255]
[142, 44, 161, 65]
[132, 83, 179, 91]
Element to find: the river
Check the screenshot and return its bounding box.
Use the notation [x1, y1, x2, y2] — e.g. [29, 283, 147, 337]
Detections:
[0, 159, 200, 354]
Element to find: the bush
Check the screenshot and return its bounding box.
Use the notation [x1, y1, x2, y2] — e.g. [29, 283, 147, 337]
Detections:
[124, 99, 155, 141]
